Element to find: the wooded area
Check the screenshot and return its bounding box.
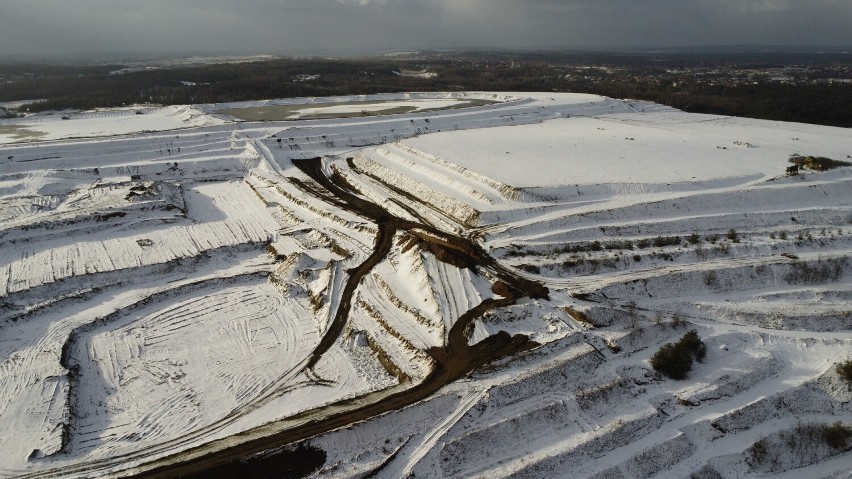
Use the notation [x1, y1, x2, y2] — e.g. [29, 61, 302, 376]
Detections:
[2, 53, 850, 127]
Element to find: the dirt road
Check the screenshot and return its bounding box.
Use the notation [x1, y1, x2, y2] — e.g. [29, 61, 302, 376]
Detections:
[125, 157, 549, 478]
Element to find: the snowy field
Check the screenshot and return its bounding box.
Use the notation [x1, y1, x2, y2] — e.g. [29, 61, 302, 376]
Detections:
[218, 98, 492, 121]
[403, 112, 852, 187]
[0, 92, 850, 478]
[0, 105, 222, 143]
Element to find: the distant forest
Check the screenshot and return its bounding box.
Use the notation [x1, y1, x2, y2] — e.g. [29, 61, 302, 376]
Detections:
[1, 52, 851, 127]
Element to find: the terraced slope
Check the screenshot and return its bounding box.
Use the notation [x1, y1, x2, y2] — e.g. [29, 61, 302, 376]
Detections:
[0, 92, 850, 479]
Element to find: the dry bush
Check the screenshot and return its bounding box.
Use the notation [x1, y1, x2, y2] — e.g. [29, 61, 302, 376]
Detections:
[789, 154, 852, 171]
[822, 422, 852, 449]
[837, 360, 852, 383]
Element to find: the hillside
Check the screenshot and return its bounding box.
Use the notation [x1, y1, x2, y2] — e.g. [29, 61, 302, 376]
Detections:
[0, 92, 850, 479]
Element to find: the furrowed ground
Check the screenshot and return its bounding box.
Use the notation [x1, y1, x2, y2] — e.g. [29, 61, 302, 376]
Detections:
[0, 92, 850, 479]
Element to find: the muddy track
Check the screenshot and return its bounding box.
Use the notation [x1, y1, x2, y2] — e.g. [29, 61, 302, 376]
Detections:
[122, 157, 549, 478]
[305, 219, 396, 370]
[302, 157, 548, 300]
[136, 303, 536, 479]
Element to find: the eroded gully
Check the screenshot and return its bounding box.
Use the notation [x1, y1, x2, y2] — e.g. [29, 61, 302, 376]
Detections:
[131, 156, 549, 478]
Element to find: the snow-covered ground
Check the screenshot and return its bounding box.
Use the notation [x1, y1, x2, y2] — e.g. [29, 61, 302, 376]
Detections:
[272, 98, 471, 119]
[403, 112, 851, 187]
[0, 105, 223, 143]
[0, 92, 850, 478]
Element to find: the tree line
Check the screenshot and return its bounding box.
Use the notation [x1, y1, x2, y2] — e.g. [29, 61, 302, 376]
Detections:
[2, 56, 850, 127]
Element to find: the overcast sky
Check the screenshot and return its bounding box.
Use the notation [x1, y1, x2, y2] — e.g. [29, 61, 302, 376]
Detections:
[1, 0, 850, 59]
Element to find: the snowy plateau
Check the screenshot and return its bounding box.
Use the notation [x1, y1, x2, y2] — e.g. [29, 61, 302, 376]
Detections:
[0, 92, 850, 478]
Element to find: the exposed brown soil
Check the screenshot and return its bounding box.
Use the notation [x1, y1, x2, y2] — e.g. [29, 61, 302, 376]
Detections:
[305, 219, 396, 370]
[182, 444, 326, 479]
[123, 156, 549, 478]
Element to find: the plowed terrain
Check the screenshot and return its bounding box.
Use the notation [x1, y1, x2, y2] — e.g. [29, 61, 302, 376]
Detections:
[1, 92, 850, 479]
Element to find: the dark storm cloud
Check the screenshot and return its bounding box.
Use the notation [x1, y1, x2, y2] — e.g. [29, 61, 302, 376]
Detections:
[0, 0, 849, 59]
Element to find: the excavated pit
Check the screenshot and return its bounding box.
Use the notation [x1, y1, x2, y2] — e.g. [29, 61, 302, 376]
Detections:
[131, 156, 549, 478]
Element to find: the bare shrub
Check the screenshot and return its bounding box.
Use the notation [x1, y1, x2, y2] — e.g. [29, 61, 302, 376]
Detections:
[836, 360, 852, 383]
[747, 422, 852, 472]
[652, 235, 681, 247]
[519, 264, 541, 274]
[822, 422, 852, 449]
[687, 233, 701, 244]
[789, 154, 852, 171]
[784, 257, 848, 284]
[726, 228, 739, 242]
[748, 440, 768, 466]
